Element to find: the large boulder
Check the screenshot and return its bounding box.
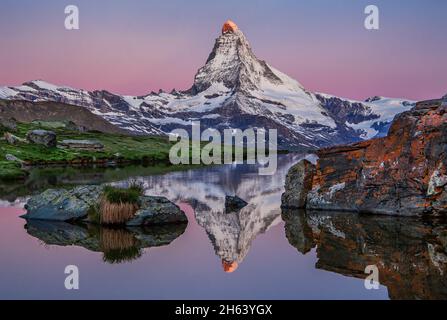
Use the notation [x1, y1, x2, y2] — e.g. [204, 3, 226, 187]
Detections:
[22, 185, 103, 221]
[59, 139, 104, 151]
[26, 129, 57, 147]
[224, 195, 248, 213]
[126, 196, 188, 226]
[23, 185, 187, 225]
[281, 160, 316, 208]
[283, 98, 447, 216]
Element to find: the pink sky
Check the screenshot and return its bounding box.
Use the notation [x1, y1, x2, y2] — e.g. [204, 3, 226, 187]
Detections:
[0, 0, 446, 101]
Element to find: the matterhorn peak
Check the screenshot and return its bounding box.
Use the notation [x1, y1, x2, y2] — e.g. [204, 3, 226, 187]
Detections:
[222, 20, 238, 34]
[191, 20, 288, 94]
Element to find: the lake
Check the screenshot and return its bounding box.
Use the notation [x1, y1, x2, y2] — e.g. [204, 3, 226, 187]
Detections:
[0, 154, 445, 299]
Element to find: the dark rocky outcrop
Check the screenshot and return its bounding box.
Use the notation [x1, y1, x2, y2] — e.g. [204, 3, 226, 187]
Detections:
[26, 129, 57, 147]
[283, 98, 447, 216]
[0, 100, 129, 135]
[281, 209, 447, 299]
[224, 195, 248, 213]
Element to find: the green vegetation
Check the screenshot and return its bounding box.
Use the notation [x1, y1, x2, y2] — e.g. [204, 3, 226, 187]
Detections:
[1, 122, 173, 163]
[0, 120, 280, 182]
[103, 183, 144, 205]
[0, 122, 177, 180]
[0, 161, 26, 180]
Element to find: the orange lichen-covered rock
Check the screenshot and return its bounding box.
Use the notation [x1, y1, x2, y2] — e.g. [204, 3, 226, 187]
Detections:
[222, 20, 238, 34]
[282, 97, 447, 216]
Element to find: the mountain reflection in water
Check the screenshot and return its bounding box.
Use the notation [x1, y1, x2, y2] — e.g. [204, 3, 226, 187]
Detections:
[2, 154, 447, 299]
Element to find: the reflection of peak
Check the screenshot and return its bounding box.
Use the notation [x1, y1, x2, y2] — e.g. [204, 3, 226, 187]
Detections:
[222, 260, 238, 273]
[196, 203, 281, 267]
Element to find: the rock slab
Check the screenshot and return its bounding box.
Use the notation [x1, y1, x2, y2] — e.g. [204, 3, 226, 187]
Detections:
[283, 98, 447, 216]
[23, 185, 103, 221]
[59, 139, 104, 151]
[126, 196, 187, 226]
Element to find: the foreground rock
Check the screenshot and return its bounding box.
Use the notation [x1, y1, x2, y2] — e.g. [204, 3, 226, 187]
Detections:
[59, 139, 104, 151]
[23, 185, 103, 221]
[127, 196, 188, 226]
[22, 185, 187, 225]
[282, 98, 447, 216]
[224, 195, 248, 213]
[281, 160, 315, 209]
[26, 129, 57, 147]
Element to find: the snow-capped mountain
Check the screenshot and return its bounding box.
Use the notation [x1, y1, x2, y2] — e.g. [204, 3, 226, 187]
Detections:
[0, 20, 415, 150]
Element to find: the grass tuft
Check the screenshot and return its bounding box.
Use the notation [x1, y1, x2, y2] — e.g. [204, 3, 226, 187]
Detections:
[103, 184, 142, 204]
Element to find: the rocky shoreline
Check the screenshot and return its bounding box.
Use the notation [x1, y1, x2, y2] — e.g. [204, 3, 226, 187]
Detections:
[282, 97, 447, 216]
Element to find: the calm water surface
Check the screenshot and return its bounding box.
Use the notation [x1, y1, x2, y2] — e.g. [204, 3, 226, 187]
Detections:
[0, 155, 446, 299]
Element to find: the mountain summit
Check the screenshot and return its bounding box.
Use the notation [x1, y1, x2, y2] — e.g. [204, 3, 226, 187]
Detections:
[192, 20, 285, 94]
[0, 21, 415, 150]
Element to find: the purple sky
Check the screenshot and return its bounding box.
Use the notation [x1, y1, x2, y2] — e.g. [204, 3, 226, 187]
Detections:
[0, 0, 446, 100]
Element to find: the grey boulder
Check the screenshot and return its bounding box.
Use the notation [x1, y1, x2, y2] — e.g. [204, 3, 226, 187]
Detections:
[26, 130, 57, 147]
[126, 196, 188, 226]
[22, 185, 103, 221]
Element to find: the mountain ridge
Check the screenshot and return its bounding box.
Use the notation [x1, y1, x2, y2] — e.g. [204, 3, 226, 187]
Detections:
[0, 21, 416, 150]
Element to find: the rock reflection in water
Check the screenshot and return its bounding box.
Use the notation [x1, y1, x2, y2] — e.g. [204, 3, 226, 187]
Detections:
[24, 220, 187, 264]
[281, 209, 447, 299]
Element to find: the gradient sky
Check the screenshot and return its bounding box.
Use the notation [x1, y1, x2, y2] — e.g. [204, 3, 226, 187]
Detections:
[0, 0, 446, 100]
